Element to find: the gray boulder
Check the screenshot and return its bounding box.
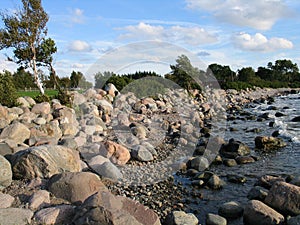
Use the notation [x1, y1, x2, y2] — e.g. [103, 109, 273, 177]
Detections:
[0, 122, 30, 145]
[0, 155, 12, 190]
[92, 161, 123, 181]
[0, 208, 33, 225]
[131, 145, 154, 162]
[218, 201, 244, 219]
[206, 213, 227, 225]
[164, 211, 198, 225]
[11, 145, 81, 179]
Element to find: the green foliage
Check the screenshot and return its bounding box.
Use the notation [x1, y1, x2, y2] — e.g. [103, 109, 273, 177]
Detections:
[33, 94, 50, 103]
[17, 89, 58, 98]
[0, 70, 19, 107]
[55, 90, 72, 107]
[13, 67, 36, 89]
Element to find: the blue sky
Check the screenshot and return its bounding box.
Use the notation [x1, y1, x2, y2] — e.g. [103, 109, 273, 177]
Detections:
[0, 0, 300, 81]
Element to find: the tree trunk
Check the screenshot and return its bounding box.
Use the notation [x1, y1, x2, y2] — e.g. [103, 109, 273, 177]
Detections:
[32, 46, 45, 95]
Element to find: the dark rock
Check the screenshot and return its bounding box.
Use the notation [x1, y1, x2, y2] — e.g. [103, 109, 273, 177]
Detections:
[206, 213, 227, 225]
[187, 156, 209, 171]
[272, 130, 280, 137]
[255, 136, 287, 151]
[287, 215, 300, 225]
[207, 174, 224, 190]
[220, 139, 250, 159]
[218, 201, 244, 219]
[223, 159, 237, 167]
[255, 175, 285, 189]
[247, 186, 269, 201]
[235, 156, 255, 164]
[291, 116, 300, 122]
[227, 174, 247, 184]
[275, 112, 285, 117]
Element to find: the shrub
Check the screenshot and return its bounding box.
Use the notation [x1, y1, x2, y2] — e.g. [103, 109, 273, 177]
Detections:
[0, 71, 18, 107]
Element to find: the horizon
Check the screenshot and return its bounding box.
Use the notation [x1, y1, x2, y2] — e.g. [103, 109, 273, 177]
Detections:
[0, 0, 299, 82]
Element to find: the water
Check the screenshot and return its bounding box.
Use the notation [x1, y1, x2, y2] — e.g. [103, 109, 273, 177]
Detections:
[182, 92, 300, 225]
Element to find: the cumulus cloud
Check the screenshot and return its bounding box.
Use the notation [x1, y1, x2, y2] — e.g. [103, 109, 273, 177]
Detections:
[68, 40, 92, 52]
[185, 0, 290, 30]
[233, 32, 293, 52]
[117, 22, 218, 46]
[70, 8, 85, 24]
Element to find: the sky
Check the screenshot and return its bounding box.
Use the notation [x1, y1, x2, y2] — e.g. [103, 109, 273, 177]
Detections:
[0, 0, 300, 82]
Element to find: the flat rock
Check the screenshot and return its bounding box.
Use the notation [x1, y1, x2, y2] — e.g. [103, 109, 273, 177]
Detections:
[218, 201, 244, 219]
[131, 145, 154, 162]
[73, 191, 161, 225]
[28, 190, 50, 210]
[243, 200, 284, 225]
[31, 102, 51, 115]
[48, 172, 107, 204]
[34, 205, 75, 225]
[0, 208, 33, 225]
[11, 145, 81, 179]
[0, 155, 12, 190]
[265, 181, 300, 216]
[91, 161, 123, 181]
[0, 193, 14, 208]
[0, 122, 30, 145]
[164, 211, 199, 225]
[206, 213, 227, 225]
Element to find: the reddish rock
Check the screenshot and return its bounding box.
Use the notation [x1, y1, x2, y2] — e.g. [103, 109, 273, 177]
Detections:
[34, 205, 75, 225]
[101, 140, 131, 165]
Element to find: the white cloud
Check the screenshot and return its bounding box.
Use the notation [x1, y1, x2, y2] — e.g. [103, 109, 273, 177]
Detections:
[70, 8, 85, 24]
[233, 32, 293, 52]
[185, 0, 290, 30]
[117, 22, 218, 46]
[68, 40, 92, 52]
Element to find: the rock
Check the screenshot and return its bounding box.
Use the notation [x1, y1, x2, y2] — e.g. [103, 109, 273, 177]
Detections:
[206, 213, 227, 225]
[101, 141, 131, 165]
[207, 174, 225, 190]
[0, 208, 33, 225]
[17, 97, 30, 107]
[72, 92, 86, 106]
[243, 200, 284, 225]
[59, 137, 78, 150]
[291, 116, 300, 122]
[34, 205, 75, 225]
[220, 139, 250, 158]
[0, 142, 13, 156]
[226, 174, 247, 184]
[275, 112, 285, 117]
[92, 161, 123, 181]
[0, 122, 30, 145]
[130, 123, 148, 139]
[247, 186, 269, 201]
[24, 96, 36, 105]
[28, 190, 50, 210]
[131, 145, 154, 162]
[187, 156, 209, 171]
[164, 211, 199, 225]
[287, 215, 300, 225]
[255, 175, 285, 189]
[290, 175, 300, 187]
[52, 106, 79, 136]
[31, 102, 51, 115]
[87, 155, 110, 167]
[11, 145, 81, 179]
[105, 83, 119, 97]
[235, 156, 255, 164]
[223, 159, 237, 167]
[73, 191, 161, 225]
[0, 193, 14, 208]
[0, 155, 12, 190]
[265, 181, 300, 216]
[255, 136, 287, 150]
[48, 172, 107, 205]
[218, 201, 244, 219]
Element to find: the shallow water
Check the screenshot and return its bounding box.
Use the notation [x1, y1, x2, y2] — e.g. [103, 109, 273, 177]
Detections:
[179, 92, 300, 225]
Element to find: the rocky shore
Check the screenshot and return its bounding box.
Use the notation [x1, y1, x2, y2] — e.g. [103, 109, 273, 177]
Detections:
[0, 85, 299, 225]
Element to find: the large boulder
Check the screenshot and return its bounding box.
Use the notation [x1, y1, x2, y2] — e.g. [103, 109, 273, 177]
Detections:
[255, 136, 287, 151]
[187, 156, 209, 171]
[34, 205, 75, 225]
[220, 139, 250, 158]
[91, 161, 123, 181]
[52, 106, 79, 136]
[243, 200, 284, 225]
[0, 122, 30, 145]
[131, 145, 154, 162]
[48, 172, 107, 205]
[206, 213, 227, 225]
[101, 141, 131, 165]
[31, 102, 51, 115]
[0, 155, 12, 190]
[164, 211, 199, 225]
[218, 201, 244, 219]
[11, 145, 81, 179]
[0, 208, 33, 225]
[264, 181, 300, 216]
[73, 191, 161, 225]
[0, 193, 14, 208]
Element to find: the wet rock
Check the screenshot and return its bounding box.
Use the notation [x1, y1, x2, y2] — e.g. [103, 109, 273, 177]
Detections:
[247, 186, 269, 201]
[255, 136, 287, 150]
[34, 205, 75, 225]
[243, 200, 284, 225]
[11, 145, 81, 179]
[220, 139, 250, 159]
[218, 201, 244, 219]
[0, 208, 33, 225]
[291, 116, 300, 122]
[255, 175, 285, 189]
[226, 174, 247, 184]
[265, 181, 300, 216]
[207, 174, 225, 190]
[275, 112, 285, 117]
[131, 145, 154, 162]
[290, 175, 300, 187]
[206, 213, 227, 225]
[187, 156, 209, 171]
[235, 156, 255, 164]
[0, 122, 30, 145]
[48, 172, 107, 205]
[223, 159, 237, 167]
[31, 102, 51, 115]
[101, 140, 131, 165]
[287, 215, 300, 225]
[0, 193, 14, 208]
[0, 155, 12, 190]
[73, 191, 161, 225]
[164, 211, 198, 225]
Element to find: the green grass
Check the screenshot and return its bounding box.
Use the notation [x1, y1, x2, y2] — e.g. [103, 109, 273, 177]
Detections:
[17, 89, 58, 98]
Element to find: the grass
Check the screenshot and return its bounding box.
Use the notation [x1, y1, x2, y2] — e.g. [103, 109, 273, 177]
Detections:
[17, 89, 59, 98]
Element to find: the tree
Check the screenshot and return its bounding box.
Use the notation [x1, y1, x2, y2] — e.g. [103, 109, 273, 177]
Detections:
[0, 70, 18, 107]
[13, 67, 36, 90]
[237, 67, 256, 82]
[256, 66, 273, 81]
[271, 59, 299, 82]
[0, 0, 50, 95]
[208, 63, 236, 87]
[70, 71, 83, 88]
[59, 77, 71, 89]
